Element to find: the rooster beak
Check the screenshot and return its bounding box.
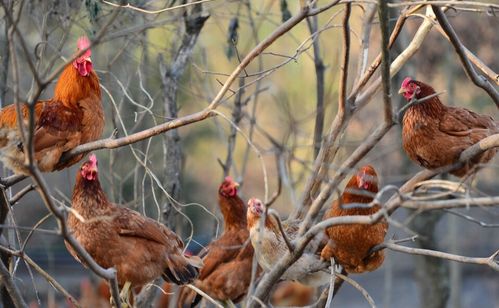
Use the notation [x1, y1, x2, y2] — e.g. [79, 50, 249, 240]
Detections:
[398, 87, 405, 94]
[234, 182, 240, 188]
[88, 166, 98, 175]
[85, 57, 92, 63]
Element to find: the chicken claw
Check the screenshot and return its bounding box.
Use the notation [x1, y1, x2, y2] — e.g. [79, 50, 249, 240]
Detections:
[119, 281, 132, 308]
[109, 281, 131, 308]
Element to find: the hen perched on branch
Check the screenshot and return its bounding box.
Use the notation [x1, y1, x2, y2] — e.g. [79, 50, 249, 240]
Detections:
[177, 176, 255, 306]
[321, 165, 387, 274]
[399, 77, 498, 177]
[67, 155, 201, 302]
[247, 198, 329, 286]
[0, 36, 104, 174]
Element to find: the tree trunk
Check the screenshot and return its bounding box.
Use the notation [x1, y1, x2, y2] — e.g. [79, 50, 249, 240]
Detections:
[410, 210, 450, 308]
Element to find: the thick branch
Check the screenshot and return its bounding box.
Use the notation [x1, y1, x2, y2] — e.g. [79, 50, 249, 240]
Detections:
[306, 10, 326, 159]
[432, 5, 499, 107]
[378, 0, 393, 123]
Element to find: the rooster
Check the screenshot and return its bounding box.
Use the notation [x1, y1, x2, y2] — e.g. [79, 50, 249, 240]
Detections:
[177, 177, 255, 306]
[0, 36, 104, 175]
[399, 77, 498, 177]
[247, 198, 329, 287]
[320, 165, 387, 273]
[66, 154, 201, 304]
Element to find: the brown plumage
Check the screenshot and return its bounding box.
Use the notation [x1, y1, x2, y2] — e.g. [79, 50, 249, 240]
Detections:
[66, 154, 201, 290]
[0, 36, 103, 174]
[321, 165, 387, 274]
[399, 77, 498, 177]
[270, 281, 314, 307]
[247, 198, 329, 286]
[176, 177, 255, 306]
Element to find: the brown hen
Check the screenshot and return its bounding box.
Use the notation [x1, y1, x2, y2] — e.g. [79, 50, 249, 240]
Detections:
[321, 165, 387, 274]
[0, 37, 103, 174]
[177, 177, 255, 307]
[66, 154, 200, 294]
[399, 77, 498, 177]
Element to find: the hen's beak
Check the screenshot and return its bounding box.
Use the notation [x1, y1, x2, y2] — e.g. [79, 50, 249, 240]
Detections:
[234, 182, 240, 188]
[87, 166, 98, 175]
[398, 87, 405, 94]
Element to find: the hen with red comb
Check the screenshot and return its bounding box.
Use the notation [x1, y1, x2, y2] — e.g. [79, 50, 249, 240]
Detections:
[176, 176, 255, 306]
[0, 36, 104, 174]
[398, 77, 498, 176]
[67, 155, 201, 301]
[321, 165, 387, 273]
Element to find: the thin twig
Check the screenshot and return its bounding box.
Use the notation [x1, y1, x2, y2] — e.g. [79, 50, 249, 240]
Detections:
[336, 272, 376, 308]
[268, 211, 294, 253]
[374, 242, 499, 272]
[102, 0, 217, 14]
[444, 209, 499, 228]
[325, 258, 336, 307]
[8, 184, 36, 204]
[0, 256, 27, 308]
[0, 245, 80, 307]
[396, 91, 446, 123]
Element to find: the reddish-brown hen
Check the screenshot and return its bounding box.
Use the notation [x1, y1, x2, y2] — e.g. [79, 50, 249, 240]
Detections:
[399, 77, 498, 177]
[177, 177, 255, 306]
[66, 154, 200, 291]
[270, 281, 314, 307]
[0, 36, 104, 174]
[321, 165, 387, 273]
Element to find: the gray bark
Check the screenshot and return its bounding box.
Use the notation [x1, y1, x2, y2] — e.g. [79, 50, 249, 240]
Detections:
[160, 5, 209, 227]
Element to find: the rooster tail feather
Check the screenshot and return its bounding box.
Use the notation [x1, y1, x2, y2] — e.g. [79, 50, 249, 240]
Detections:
[162, 255, 200, 285]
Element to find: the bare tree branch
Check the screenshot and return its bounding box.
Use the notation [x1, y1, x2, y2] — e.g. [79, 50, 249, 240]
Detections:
[432, 5, 499, 107]
[374, 241, 499, 272]
[0, 253, 27, 308]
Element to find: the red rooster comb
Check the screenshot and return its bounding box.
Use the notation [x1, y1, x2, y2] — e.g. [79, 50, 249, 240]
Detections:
[88, 154, 98, 167]
[401, 77, 412, 89]
[220, 176, 239, 197]
[77, 36, 92, 58]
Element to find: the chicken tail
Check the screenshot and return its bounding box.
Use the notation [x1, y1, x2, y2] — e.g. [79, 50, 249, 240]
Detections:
[162, 254, 202, 285]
